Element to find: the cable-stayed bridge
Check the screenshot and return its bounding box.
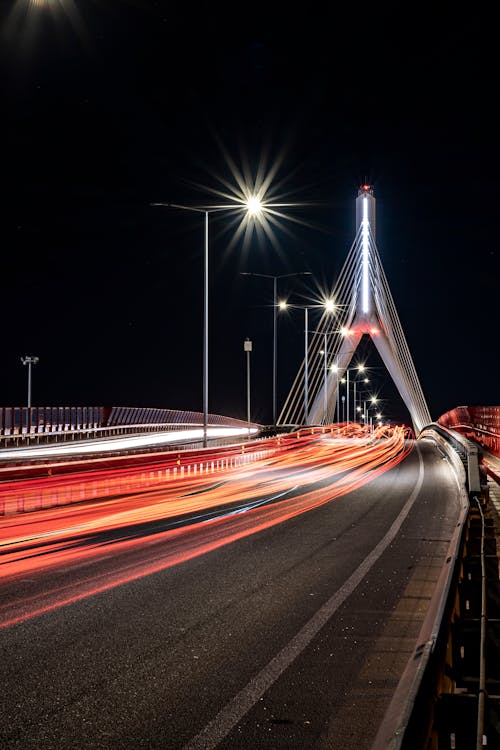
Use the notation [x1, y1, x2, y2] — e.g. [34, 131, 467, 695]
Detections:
[279, 185, 431, 435]
[1, 189, 500, 750]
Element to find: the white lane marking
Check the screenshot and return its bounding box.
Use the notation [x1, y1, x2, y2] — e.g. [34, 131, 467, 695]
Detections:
[182, 444, 425, 750]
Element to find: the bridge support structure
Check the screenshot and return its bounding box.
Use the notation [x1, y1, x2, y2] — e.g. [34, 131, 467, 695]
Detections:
[278, 185, 431, 435]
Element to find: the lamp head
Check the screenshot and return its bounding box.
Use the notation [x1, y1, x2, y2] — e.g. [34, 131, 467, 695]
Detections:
[246, 196, 263, 216]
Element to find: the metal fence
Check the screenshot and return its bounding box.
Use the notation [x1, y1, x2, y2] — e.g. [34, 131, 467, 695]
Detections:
[0, 405, 256, 439]
[0, 406, 106, 436]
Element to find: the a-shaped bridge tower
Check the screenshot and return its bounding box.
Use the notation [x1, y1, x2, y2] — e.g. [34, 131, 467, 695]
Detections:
[278, 185, 431, 435]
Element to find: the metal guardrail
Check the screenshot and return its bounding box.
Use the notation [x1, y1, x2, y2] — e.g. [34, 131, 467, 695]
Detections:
[438, 406, 500, 457]
[376, 423, 500, 749]
[0, 405, 259, 447]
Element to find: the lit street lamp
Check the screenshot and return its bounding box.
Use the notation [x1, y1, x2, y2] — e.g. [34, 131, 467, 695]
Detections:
[311, 325, 338, 425]
[21, 355, 39, 408]
[240, 271, 312, 427]
[363, 396, 379, 431]
[340, 364, 368, 424]
[152, 199, 261, 448]
[279, 299, 335, 425]
[353, 375, 369, 422]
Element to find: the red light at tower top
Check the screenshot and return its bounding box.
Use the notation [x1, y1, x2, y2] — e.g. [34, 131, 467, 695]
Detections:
[359, 184, 374, 196]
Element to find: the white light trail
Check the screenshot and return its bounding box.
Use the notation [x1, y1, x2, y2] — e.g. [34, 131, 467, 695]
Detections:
[0, 427, 258, 460]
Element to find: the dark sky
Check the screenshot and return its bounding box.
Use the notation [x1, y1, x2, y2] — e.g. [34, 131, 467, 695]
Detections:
[0, 1, 498, 426]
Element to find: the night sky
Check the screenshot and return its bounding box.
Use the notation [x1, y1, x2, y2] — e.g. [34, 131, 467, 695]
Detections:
[1, 1, 498, 427]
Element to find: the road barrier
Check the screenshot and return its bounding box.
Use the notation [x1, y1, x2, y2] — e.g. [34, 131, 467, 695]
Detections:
[0, 405, 257, 446]
[374, 424, 500, 749]
[438, 406, 500, 458]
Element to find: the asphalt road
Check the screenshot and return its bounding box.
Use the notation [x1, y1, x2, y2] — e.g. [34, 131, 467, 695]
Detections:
[0, 438, 463, 750]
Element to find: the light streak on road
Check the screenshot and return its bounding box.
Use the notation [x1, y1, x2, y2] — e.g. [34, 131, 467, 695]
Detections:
[0, 426, 258, 460]
[0, 426, 412, 628]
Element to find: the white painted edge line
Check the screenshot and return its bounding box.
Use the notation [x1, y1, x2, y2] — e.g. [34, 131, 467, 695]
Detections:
[182, 445, 426, 750]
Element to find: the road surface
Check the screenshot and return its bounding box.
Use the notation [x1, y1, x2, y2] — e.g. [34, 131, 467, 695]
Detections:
[0, 430, 462, 749]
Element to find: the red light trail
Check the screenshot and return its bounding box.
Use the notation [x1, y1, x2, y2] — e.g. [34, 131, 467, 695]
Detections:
[0, 426, 412, 628]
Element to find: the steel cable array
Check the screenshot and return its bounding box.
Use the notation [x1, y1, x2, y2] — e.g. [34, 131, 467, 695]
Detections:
[278, 220, 431, 434]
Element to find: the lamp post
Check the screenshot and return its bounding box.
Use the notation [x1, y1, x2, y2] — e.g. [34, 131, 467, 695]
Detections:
[330, 363, 340, 425]
[279, 300, 335, 425]
[244, 338, 252, 425]
[240, 271, 312, 428]
[353, 376, 369, 422]
[311, 326, 338, 425]
[340, 365, 367, 424]
[21, 355, 39, 408]
[357, 388, 372, 424]
[365, 396, 379, 431]
[153, 201, 261, 448]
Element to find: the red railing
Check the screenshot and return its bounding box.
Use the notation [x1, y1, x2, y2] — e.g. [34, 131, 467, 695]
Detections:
[438, 406, 500, 457]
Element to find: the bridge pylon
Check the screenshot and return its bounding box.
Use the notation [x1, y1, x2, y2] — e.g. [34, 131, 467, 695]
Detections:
[278, 185, 431, 435]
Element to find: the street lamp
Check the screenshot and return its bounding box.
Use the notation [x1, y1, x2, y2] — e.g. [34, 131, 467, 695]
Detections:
[279, 299, 335, 425]
[240, 271, 312, 427]
[21, 355, 39, 408]
[313, 327, 338, 425]
[152, 200, 261, 448]
[340, 364, 368, 424]
[330, 363, 340, 426]
[364, 396, 379, 431]
[353, 376, 369, 422]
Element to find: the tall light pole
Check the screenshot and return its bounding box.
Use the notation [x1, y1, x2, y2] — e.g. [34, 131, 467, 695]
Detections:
[353, 375, 369, 422]
[311, 325, 338, 425]
[244, 338, 252, 425]
[340, 365, 367, 424]
[364, 396, 379, 431]
[240, 271, 312, 427]
[330, 363, 340, 424]
[153, 201, 261, 448]
[279, 301, 336, 425]
[21, 355, 39, 408]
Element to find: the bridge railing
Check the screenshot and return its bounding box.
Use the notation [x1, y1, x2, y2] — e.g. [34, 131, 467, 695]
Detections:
[438, 405, 500, 457]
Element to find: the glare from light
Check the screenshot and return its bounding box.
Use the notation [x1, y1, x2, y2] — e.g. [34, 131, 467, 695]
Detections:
[371, 396, 378, 404]
[330, 364, 338, 372]
[340, 326, 349, 336]
[188, 138, 321, 260]
[357, 364, 365, 372]
[278, 300, 288, 310]
[246, 195, 263, 216]
[324, 299, 335, 312]
[8, 0, 88, 48]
